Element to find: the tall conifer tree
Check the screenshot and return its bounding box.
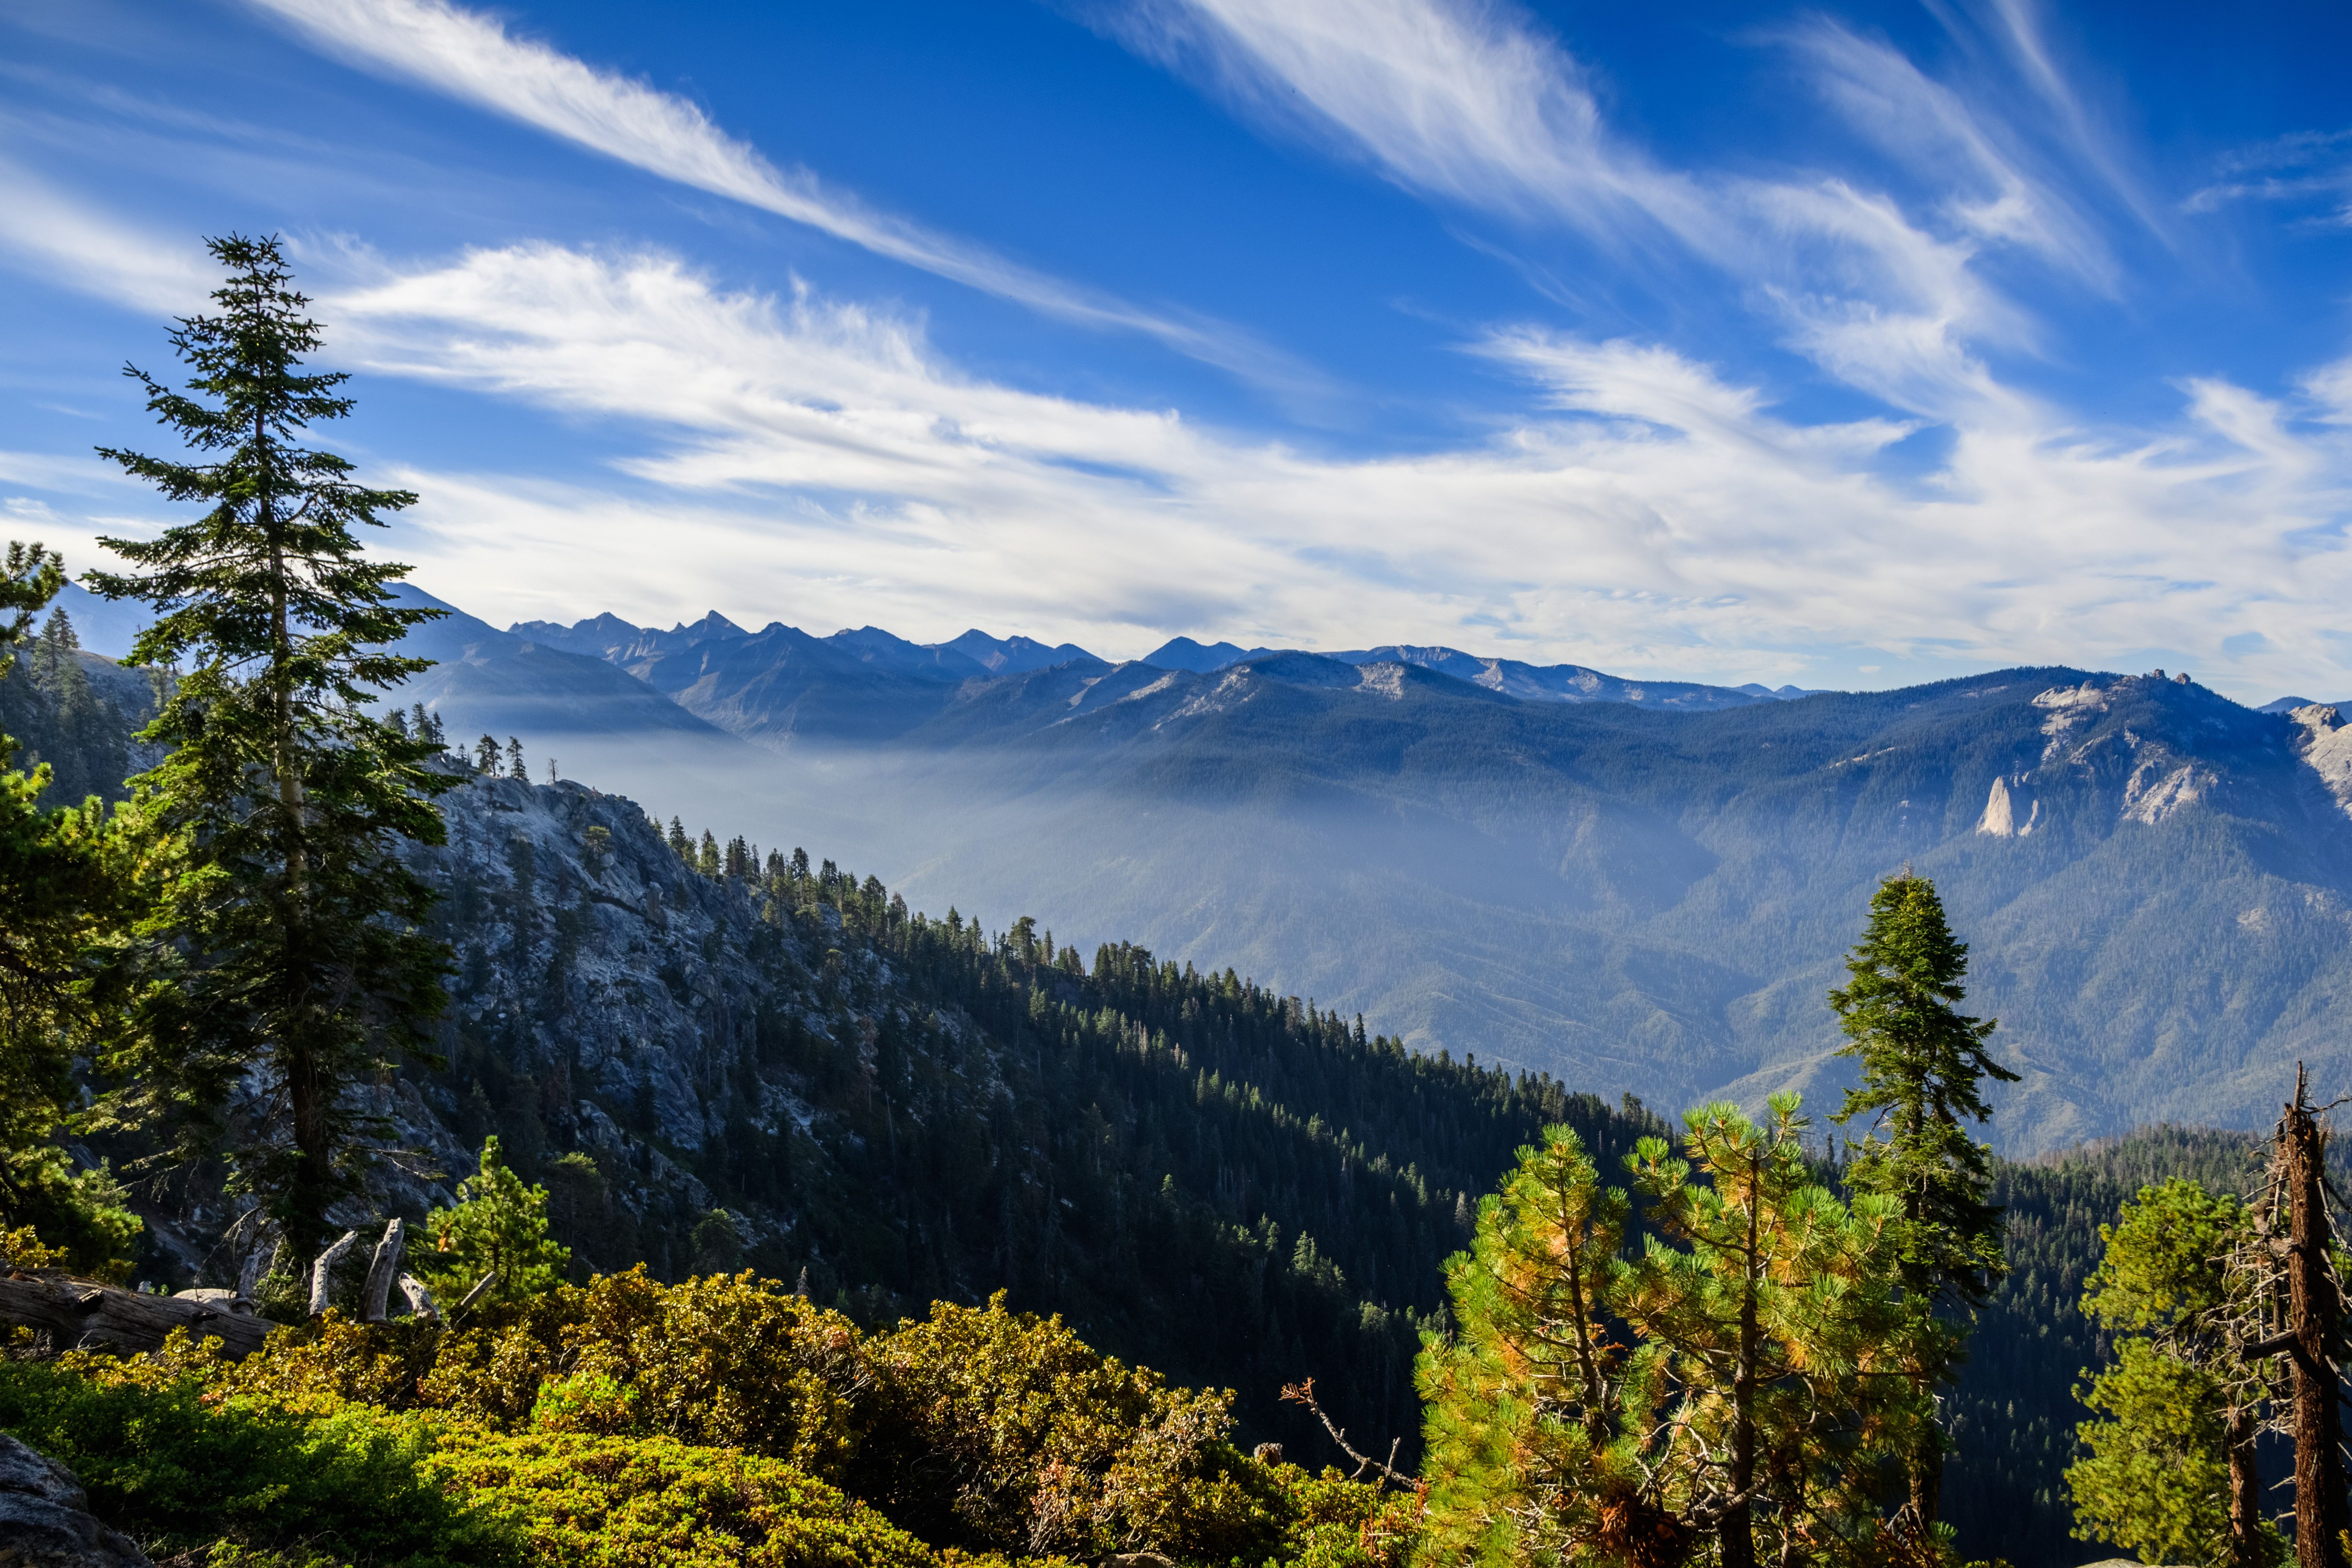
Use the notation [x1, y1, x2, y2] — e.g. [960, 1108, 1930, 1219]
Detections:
[88, 234, 454, 1254]
[1828, 872, 2017, 1535]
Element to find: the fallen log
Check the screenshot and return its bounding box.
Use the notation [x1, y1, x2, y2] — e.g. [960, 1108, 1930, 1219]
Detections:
[0, 1272, 274, 1360]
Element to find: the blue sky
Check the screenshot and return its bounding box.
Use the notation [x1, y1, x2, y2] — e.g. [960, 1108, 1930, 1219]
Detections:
[2, 0, 2349, 698]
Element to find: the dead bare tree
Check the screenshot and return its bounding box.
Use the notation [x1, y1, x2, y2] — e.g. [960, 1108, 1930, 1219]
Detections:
[307, 1229, 360, 1315]
[1279, 1378, 1420, 1491]
[2238, 1065, 2352, 1568]
[360, 1217, 406, 1323]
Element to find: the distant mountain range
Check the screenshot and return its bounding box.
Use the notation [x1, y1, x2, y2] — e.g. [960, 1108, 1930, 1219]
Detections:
[499, 604, 1817, 717]
[360, 586, 2352, 1154]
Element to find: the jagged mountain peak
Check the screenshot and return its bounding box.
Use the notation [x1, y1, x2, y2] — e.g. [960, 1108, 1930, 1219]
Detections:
[670, 610, 748, 643]
[940, 628, 1099, 674]
[1143, 635, 1281, 673]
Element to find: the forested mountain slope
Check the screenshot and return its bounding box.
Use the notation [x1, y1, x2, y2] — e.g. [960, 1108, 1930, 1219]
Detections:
[0, 630, 160, 805]
[367, 776, 2320, 1566]
[401, 589, 2352, 1151]
[117, 762, 1650, 1476]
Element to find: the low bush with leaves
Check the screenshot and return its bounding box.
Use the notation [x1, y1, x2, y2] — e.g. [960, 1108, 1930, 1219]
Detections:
[859, 1293, 1286, 1561]
[0, 1353, 512, 1567]
[430, 1428, 940, 1568]
[25, 1264, 1415, 1568]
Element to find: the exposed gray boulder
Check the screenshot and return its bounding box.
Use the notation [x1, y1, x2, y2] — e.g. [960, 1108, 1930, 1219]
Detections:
[0, 1432, 151, 1567]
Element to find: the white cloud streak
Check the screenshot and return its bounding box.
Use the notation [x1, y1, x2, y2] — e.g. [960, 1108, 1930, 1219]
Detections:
[1786, 20, 2112, 290]
[1111, 0, 1710, 250]
[309, 242, 2352, 696]
[2186, 128, 2352, 226]
[240, 0, 1302, 385]
[1112, 0, 2138, 420]
[0, 157, 212, 313]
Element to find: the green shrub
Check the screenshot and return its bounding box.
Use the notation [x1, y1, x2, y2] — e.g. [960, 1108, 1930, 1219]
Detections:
[228, 1268, 870, 1482]
[216, 1312, 447, 1412]
[859, 1294, 1285, 1562]
[0, 1357, 513, 1566]
[432, 1428, 939, 1568]
[1264, 1466, 1419, 1568]
[135, 1271, 1420, 1568]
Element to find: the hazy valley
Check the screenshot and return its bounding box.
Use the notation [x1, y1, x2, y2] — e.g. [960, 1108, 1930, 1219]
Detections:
[317, 585, 2352, 1156]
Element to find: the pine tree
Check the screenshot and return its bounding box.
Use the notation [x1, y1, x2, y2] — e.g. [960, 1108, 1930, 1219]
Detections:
[32, 606, 80, 700]
[1417, 1124, 1668, 1568]
[668, 817, 691, 861]
[86, 233, 454, 1255]
[505, 736, 525, 781]
[475, 733, 499, 775]
[1828, 872, 2017, 1533]
[698, 830, 722, 879]
[1623, 1096, 1915, 1568]
[0, 542, 60, 646]
[1419, 1100, 1916, 1568]
[420, 1134, 571, 1307]
[2067, 1178, 2285, 1568]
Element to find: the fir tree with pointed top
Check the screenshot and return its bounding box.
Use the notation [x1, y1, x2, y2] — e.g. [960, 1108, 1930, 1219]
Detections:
[1828, 871, 2018, 1537]
[85, 233, 454, 1255]
[32, 606, 79, 699]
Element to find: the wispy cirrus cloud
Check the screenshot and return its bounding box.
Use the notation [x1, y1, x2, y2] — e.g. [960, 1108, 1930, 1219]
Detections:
[1950, 0, 2166, 237]
[1101, 0, 1711, 249]
[1785, 19, 2113, 290]
[239, 0, 1307, 387]
[1102, 0, 2139, 421]
[0, 156, 211, 313]
[2186, 128, 2352, 227]
[301, 240, 2352, 698]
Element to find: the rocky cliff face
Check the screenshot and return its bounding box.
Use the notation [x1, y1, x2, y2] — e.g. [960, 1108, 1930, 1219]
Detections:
[139, 767, 988, 1293]
[412, 769, 1000, 1281]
